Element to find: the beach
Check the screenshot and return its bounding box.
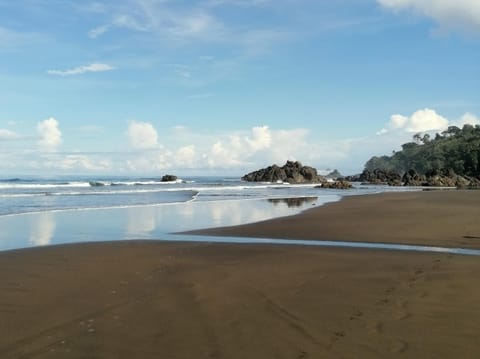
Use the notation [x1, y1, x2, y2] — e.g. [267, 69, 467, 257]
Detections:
[190, 190, 480, 249]
[1, 190, 480, 358]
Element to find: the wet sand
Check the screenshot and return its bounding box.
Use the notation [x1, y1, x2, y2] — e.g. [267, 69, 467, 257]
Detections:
[1, 190, 480, 358]
[190, 190, 480, 249]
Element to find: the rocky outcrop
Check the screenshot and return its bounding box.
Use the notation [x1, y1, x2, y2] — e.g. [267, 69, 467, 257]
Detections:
[317, 180, 353, 189]
[386, 168, 480, 188]
[161, 174, 178, 182]
[89, 181, 105, 187]
[242, 161, 325, 184]
[402, 169, 427, 186]
[351, 169, 402, 186]
[422, 169, 480, 188]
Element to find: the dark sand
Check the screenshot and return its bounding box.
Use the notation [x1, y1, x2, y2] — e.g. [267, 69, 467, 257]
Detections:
[190, 190, 480, 249]
[1, 191, 480, 358]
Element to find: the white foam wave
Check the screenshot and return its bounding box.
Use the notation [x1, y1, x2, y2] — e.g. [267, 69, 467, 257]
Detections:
[0, 193, 46, 198]
[0, 182, 91, 189]
[0, 195, 199, 218]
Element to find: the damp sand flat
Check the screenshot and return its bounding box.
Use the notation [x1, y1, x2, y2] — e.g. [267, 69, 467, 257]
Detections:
[189, 190, 480, 249]
[1, 242, 479, 358]
[1, 190, 480, 358]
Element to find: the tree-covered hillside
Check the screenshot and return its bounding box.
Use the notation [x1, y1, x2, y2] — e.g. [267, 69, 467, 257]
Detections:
[365, 125, 480, 177]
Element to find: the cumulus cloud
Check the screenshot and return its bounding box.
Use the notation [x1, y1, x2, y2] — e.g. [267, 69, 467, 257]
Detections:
[47, 63, 116, 76]
[0, 128, 19, 140]
[126, 150, 172, 172]
[127, 121, 159, 150]
[378, 108, 479, 137]
[206, 126, 274, 168]
[175, 145, 196, 167]
[245, 125, 272, 151]
[57, 155, 112, 171]
[377, 108, 449, 135]
[202, 126, 328, 169]
[453, 112, 480, 127]
[377, 0, 480, 31]
[37, 117, 62, 150]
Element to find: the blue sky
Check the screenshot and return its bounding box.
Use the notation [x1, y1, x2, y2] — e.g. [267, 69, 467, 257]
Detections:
[0, 0, 479, 175]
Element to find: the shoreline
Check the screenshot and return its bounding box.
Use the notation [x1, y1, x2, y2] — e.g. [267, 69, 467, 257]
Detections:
[186, 189, 480, 249]
[1, 190, 480, 358]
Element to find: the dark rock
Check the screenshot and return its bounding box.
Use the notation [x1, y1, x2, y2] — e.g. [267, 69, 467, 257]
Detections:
[242, 161, 325, 184]
[402, 169, 427, 186]
[161, 174, 178, 182]
[423, 168, 459, 187]
[466, 177, 480, 189]
[343, 174, 362, 182]
[317, 180, 353, 189]
[356, 169, 402, 185]
[89, 181, 105, 187]
[403, 168, 478, 188]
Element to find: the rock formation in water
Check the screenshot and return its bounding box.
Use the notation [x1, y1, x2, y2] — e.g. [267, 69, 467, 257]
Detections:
[161, 174, 178, 182]
[242, 161, 325, 184]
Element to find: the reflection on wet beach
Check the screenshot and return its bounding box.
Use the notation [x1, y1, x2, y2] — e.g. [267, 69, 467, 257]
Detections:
[0, 196, 340, 251]
[29, 212, 56, 246]
[268, 197, 317, 208]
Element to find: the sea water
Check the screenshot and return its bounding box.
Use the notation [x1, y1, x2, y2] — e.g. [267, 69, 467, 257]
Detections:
[0, 176, 420, 252]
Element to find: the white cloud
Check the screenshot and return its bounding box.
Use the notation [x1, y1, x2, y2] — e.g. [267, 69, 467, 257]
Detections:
[453, 112, 480, 127]
[377, 0, 480, 31]
[83, 0, 289, 57]
[378, 108, 449, 135]
[207, 0, 271, 6]
[204, 127, 321, 169]
[245, 125, 272, 151]
[37, 117, 62, 150]
[56, 155, 112, 171]
[188, 92, 214, 99]
[241, 29, 292, 56]
[0, 26, 45, 49]
[0, 128, 19, 140]
[47, 63, 116, 76]
[175, 145, 196, 167]
[88, 24, 111, 39]
[113, 14, 148, 32]
[127, 121, 159, 150]
[126, 150, 172, 172]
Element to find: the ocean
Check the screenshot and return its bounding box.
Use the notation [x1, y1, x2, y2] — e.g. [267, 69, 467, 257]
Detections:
[0, 175, 418, 252]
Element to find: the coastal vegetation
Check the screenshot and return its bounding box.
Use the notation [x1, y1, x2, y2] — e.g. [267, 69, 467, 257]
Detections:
[365, 124, 480, 177]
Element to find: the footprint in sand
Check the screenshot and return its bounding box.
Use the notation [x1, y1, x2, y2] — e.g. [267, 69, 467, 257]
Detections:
[432, 259, 441, 269]
[396, 299, 408, 308]
[414, 269, 424, 276]
[385, 287, 395, 295]
[376, 298, 390, 306]
[328, 330, 346, 348]
[393, 311, 411, 320]
[297, 350, 308, 358]
[349, 310, 363, 321]
[366, 321, 383, 334]
[390, 340, 408, 353]
[419, 291, 429, 298]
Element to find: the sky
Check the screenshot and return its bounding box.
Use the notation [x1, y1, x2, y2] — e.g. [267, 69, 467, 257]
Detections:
[0, 0, 479, 176]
